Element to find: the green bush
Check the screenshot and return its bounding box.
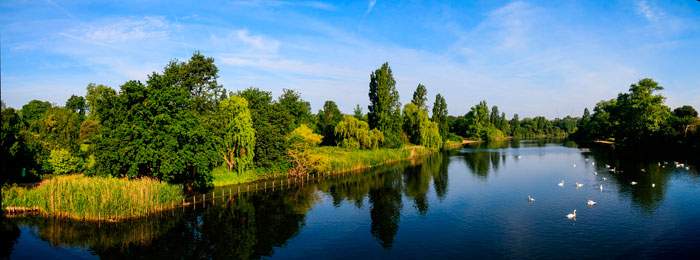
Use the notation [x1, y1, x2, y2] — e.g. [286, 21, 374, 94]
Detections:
[48, 148, 83, 174]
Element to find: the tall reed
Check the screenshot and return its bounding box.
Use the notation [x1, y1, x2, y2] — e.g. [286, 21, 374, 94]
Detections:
[2, 175, 183, 221]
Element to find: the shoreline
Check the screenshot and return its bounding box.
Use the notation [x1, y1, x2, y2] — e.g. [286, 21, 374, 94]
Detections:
[3, 144, 460, 222]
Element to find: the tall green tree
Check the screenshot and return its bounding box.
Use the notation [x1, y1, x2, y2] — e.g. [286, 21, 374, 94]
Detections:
[368, 63, 402, 148]
[237, 88, 293, 168]
[431, 94, 448, 140]
[93, 53, 222, 190]
[278, 89, 313, 129]
[611, 78, 671, 144]
[20, 100, 52, 123]
[411, 84, 428, 110]
[353, 104, 364, 120]
[671, 105, 698, 137]
[208, 96, 255, 173]
[317, 100, 342, 145]
[65, 95, 87, 119]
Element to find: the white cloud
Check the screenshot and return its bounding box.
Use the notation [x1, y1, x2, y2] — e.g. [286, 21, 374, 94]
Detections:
[235, 29, 280, 53]
[636, 0, 657, 22]
[81, 16, 170, 44]
[365, 0, 377, 15]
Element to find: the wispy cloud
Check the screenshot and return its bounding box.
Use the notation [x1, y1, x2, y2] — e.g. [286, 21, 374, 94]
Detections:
[365, 0, 377, 15]
[636, 0, 658, 22]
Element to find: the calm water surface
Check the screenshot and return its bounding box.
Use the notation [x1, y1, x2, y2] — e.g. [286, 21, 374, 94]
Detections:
[3, 141, 700, 259]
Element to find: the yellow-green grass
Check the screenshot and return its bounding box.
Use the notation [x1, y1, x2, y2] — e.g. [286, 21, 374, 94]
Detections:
[309, 145, 435, 174]
[2, 175, 183, 221]
[212, 146, 437, 186]
[211, 166, 287, 187]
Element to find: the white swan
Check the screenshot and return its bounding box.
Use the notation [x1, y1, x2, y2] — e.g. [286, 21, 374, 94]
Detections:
[605, 164, 611, 168]
[631, 181, 637, 185]
[587, 200, 597, 206]
[602, 177, 607, 181]
[573, 163, 577, 168]
[528, 195, 535, 202]
[652, 183, 656, 188]
[576, 182, 584, 188]
[566, 210, 577, 219]
[599, 184, 603, 191]
[558, 180, 565, 187]
[592, 162, 595, 166]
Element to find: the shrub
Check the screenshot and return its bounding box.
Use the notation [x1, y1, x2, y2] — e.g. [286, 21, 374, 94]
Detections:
[48, 148, 83, 174]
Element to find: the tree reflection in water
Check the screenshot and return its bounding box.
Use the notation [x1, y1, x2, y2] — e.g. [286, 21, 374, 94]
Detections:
[5, 142, 697, 258]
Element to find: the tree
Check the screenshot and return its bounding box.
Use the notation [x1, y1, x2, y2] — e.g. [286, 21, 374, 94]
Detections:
[286, 124, 324, 176]
[162, 52, 226, 113]
[353, 104, 364, 120]
[672, 105, 698, 137]
[20, 100, 52, 123]
[48, 148, 82, 174]
[65, 95, 87, 118]
[93, 53, 223, 190]
[402, 103, 441, 149]
[431, 94, 448, 140]
[411, 84, 428, 110]
[335, 116, 384, 149]
[237, 88, 293, 168]
[278, 89, 313, 129]
[368, 63, 402, 148]
[208, 96, 255, 173]
[611, 78, 671, 144]
[464, 101, 491, 139]
[490, 106, 500, 126]
[85, 83, 117, 119]
[1, 106, 34, 182]
[317, 100, 342, 145]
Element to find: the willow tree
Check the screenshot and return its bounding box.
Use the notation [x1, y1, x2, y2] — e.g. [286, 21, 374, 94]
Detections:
[210, 96, 255, 173]
[335, 115, 384, 149]
[368, 63, 402, 148]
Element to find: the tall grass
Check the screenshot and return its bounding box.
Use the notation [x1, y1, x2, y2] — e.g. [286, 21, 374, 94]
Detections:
[2, 175, 183, 221]
[211, 146, 436, 186]
[211, 165, 287, 186]
[309, 145, 435, 174]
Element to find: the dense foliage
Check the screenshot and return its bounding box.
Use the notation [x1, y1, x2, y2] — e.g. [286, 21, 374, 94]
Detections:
[573, 78, 699, 151]
[368, 63, 403, 148]
[7, 51, 696, 192]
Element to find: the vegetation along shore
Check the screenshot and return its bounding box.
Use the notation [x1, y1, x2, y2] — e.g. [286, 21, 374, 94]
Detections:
[2, 52, 698, 220]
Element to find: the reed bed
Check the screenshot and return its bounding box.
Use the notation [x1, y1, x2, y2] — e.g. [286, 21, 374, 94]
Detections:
[309, 145, 435, 174]
[2, 175, 183, 221]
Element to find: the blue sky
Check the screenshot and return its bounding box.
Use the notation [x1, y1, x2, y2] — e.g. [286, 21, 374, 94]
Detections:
[2, 0, 699, 117]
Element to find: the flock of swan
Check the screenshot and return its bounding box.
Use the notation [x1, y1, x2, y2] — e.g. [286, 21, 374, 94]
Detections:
[525, 157, 694, 221]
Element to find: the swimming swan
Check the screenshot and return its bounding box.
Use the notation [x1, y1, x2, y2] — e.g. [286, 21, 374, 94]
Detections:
[528, 195, 535, 202]
[558, 180, 565, 187]
[587, 200, 597, 206]
[566, 210, 577, 219]
[576, 182, 584, 188]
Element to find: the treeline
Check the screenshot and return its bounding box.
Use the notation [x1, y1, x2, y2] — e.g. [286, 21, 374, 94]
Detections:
[3, 52, 697, 190]
[448, 101, 578, 141]
[572, 78, 700, 150]
[1, 54, 449, 189]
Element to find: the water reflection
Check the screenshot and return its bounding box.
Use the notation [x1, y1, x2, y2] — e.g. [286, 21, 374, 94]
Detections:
[4, 141, 699, 258]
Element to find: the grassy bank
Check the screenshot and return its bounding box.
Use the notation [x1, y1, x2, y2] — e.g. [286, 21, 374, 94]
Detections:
[2, 175, 183, 221]
[211, 166, 287, 187]
[211, 145, 436, 186]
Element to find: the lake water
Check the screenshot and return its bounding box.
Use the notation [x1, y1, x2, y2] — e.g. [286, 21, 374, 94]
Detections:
[3, 141, 700, 259]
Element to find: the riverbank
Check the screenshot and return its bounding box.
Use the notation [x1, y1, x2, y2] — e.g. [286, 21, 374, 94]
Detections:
[2, 175, 183, 221]
[3, 145, 446, 220]
[212, 145, 438, 186]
